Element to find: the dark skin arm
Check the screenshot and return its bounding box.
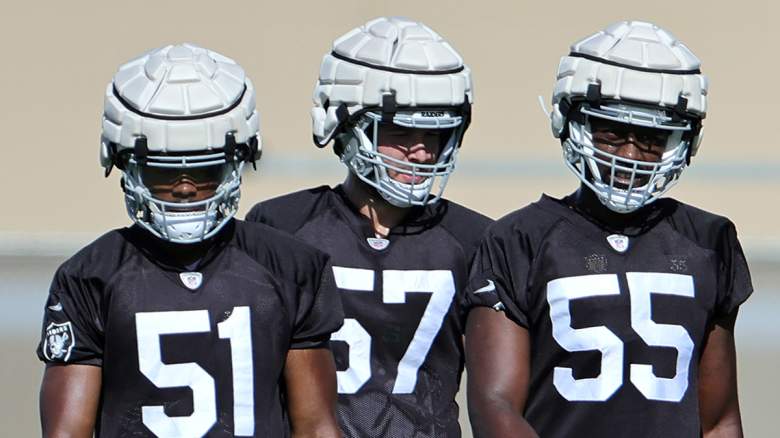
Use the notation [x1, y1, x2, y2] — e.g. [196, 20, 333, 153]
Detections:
[285, 347, 342, 438]
[466, 307, 538, 438]
[699, 318, 743, 438]
[40, 364, 101, 438]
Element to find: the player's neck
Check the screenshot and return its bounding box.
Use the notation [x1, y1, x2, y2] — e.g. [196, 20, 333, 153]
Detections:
[154, 238, 212, 269]
[569, 185, 657, 233]
[342, 174, 410, 237]
[134, 225, 224, 270]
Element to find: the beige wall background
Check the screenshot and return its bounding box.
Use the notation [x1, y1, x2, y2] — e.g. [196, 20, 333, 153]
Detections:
[0, 0, 777, 242]
[0, 1, 778, 436]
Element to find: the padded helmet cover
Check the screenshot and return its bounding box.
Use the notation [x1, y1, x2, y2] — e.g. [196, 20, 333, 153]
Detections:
[312, 16, 473, 147]
[550, 21, 707, 156]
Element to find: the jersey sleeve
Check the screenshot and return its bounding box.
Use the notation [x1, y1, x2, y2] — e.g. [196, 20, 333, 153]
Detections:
[245, 186, 331, 235]
[290, 260, 345, 349]
[36, 265, 104, 366]
[437, 202, 495, 323]
[713, 221, 753, 322]
[245, 202, 266, 224]
[465, 222, 534, 328]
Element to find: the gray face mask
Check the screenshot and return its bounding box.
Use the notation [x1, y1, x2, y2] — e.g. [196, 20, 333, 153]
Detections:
[123, 152, 243, 243]
[564, 103, 691, 214]
[340, 110, 466, 208]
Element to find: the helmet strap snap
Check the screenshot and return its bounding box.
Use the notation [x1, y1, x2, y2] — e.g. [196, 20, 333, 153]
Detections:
[381, 93, 397, 123]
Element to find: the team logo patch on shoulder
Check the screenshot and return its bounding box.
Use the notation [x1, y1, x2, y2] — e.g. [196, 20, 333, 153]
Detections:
[606, 234, 630, 253]
[179, 272, 203, 290]
[366, 237, 390, 251]
[43, 322, 75, 361]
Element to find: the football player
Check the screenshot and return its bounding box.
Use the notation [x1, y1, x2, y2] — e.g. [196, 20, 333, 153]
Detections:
[246, 17, 492, 437]
[37, 44, 343, 437]
[464, 21, 752, 437]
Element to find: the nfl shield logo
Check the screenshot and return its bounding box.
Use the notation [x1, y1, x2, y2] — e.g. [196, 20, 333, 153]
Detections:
[180, 272, 203, 290]
[606, 234, 630, 253]
[366, 237, 390, 251]
[43, 321, 75, 362]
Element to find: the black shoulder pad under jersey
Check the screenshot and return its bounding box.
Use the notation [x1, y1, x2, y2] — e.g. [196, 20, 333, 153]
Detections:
[436, 199, 493, 261]
[245, 186, 332, 234]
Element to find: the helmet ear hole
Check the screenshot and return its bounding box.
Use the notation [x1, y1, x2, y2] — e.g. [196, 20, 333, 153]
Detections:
[239, 135, 261, 170]
[338, 133, 371, 177]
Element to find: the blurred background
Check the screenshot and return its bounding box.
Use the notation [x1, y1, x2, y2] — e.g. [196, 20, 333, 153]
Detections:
[1, 0, 777, 435]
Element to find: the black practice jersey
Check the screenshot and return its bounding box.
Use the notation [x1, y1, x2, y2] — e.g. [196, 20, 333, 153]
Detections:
[37, 220, 343, 437]
[466, 192, 753, 438]
[247, 185, 492, 438]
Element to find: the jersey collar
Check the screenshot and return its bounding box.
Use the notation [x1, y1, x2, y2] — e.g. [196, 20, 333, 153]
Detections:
[122, 219, 236, 273]
[331, 184, 447, 240]
[540, 187, 674, 237]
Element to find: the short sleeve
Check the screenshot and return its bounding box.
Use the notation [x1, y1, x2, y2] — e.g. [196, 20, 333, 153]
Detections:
[244, 186, 331, 235]
[713, 221, 753, 321]
[290, 261, 345, 349]
[36, 266, 104, 366]
[245, 202, 265, 224]
[464, 223, 534, 328]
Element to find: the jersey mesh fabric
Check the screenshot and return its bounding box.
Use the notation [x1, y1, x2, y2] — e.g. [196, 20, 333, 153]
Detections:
[466, 193, 752, 437]
[36, 220, 343, 437]
[247, 185, 492, 438]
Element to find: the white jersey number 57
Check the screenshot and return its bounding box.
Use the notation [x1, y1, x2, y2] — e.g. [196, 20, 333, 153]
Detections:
[330, 267, 456, 394]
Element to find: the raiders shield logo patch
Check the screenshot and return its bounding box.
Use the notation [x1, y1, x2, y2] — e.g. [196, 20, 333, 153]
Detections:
[43, 321, 75, 362]
[606, 234, 630, 253]
[180, 272, 203, 290]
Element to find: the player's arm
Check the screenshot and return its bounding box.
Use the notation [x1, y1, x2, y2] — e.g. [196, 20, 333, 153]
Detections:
[40, 363, 101, 438]
[699, 313, 743, 438]
[284, 347, 341, 438]
[466, 307, 538, 438]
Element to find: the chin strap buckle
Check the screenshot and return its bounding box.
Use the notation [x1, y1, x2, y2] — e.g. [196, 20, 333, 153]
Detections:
[133, 136, 149, 164]
[672, 95, 689, 123]
[586, 83, 602, 109]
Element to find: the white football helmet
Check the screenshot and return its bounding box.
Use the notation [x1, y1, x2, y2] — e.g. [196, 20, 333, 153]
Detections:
[550, 21, 708, 213]
[312, 17, 473, 207]
[100, 44, 261, 243]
